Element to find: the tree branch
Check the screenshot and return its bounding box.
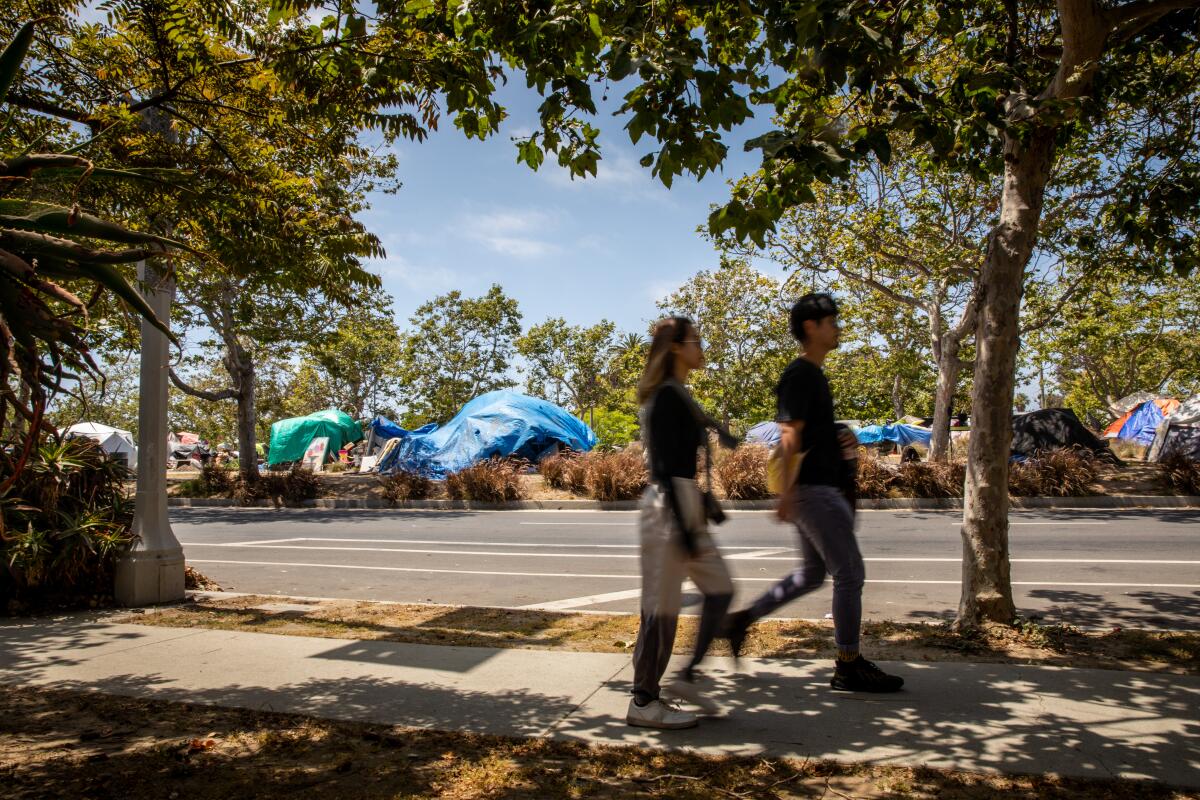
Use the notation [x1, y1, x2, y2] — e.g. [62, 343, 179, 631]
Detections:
[169, 367, 238, 401]
[1106, 0, 1200, 29]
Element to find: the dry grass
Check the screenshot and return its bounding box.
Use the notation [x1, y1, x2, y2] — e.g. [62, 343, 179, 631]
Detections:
[1159, 452, 1200, 495]
[897, 461, 966, 498]
[857, 452, 899, 498]
[584, 447, 649, 501]
[1008, 448, 1100, 497]
[538, 451, 589, 493]
[123, 595, 1200, 675]
[377, 470, 434, 505]
[7, 685, 1191, 800]
[715, 444, 771, 500]
[446, 459, 526, 503]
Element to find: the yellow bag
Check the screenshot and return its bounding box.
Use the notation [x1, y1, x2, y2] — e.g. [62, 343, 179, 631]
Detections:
[766, 446, 802, 495]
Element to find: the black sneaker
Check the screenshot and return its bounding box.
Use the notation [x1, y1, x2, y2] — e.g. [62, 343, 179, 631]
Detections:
[830, 656, 904, 692]
[722, 610, 751, 664]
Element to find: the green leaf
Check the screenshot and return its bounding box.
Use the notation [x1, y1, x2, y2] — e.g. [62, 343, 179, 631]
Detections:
[0, 208, 203, 256]
[0, 21, 35, 104]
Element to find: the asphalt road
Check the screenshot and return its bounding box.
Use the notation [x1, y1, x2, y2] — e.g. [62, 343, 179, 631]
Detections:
[173, 508, 1200, 630]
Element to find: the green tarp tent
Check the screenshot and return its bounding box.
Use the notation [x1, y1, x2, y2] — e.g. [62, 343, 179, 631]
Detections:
[267, 409, 363, 467]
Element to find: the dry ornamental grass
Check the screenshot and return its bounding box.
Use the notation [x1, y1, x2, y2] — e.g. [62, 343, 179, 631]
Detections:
[377, 470, 434, 505]
[897, 461, 966, 498]
[715, 444, 771, 500]
[584, 447, 648, 501]
[1008, 448, 1099, 497]
[446, 459, 526, 503]
[1159, 451, 1200, 495]
[538, 451, 589, 493]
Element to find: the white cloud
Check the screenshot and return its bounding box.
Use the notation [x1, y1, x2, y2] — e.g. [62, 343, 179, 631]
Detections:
[458, 209, 562, 260]
[368, 253, 457, 294]
[539, 140, 677, 207]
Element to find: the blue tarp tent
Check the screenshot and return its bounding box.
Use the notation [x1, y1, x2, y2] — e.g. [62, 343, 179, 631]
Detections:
[856, 423, 932, 448]
[745, 421, 782, 447]
[368, 416, 436, 442]
[377, 391, 597, 477]
[1116, 400, 1169, 445]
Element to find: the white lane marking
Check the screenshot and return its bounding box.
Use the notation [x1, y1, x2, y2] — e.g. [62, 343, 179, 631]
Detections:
[949, 522, 1107, 526]
[187, 561, 1200, 588]
[183, 538, 771, 551]
[728, 548, 788, 560]
[520, 588, 644, 610]
[186, 544, 640, 559]
[520, 522, 634, 526]
[181, 544, 1200, 565]
[228, 537, 305, 546]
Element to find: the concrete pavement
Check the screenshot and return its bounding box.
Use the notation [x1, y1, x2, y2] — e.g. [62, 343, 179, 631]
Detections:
[2, 615, 1197, 788]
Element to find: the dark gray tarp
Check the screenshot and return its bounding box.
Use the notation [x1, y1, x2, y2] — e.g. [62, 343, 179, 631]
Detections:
[1011, 408, 1123, 465]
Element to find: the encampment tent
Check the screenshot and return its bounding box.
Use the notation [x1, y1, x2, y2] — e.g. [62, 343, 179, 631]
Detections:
[1011, 408, 1122, 463]
[64, 422, 137, 469]
[1104, 397, 1179, 442]
[745, 421, 782, 447]
[377, 391, 596, 477]
[1148, 394, 1200, 461]
[267, 409, 363, 467]
[856, 423, 932, 448]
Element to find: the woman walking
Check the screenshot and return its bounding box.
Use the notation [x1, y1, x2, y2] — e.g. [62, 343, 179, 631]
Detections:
[626, 316, 734, 730]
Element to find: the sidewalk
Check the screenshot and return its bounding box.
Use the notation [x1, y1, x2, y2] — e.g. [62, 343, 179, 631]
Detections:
[2, 616, 1198, 788]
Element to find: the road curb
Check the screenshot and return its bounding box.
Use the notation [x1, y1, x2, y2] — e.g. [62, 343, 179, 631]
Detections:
[167, 494, 1200, 511]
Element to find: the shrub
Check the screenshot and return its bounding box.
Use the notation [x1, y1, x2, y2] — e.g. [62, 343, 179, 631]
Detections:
[897, 461, 966, 498]
[716, 445, 770, 500]
[1008, 448, 1099, 497]
[447, 459, 526, 503]
[857, 452, 899, 498]
[197, 463, 234, 496]
[1, 437, 135, 611]
[324, 461, 349, 473]
[379, 471, 434, 505]
[539, 451, 589, 494]
[1159, 452, 1200, 495]
[584, 447, 649, 501]
[591, 408, 640, 449]
[233, 465, 322, 507]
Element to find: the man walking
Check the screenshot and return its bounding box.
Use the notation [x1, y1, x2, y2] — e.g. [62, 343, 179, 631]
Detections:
[725, 293, 903, 692]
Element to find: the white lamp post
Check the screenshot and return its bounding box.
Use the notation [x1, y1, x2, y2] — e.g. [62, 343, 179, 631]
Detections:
[114, 260, 184, 605]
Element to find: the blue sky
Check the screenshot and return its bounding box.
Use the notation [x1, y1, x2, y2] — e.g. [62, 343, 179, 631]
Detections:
[358, 77, 785, 335]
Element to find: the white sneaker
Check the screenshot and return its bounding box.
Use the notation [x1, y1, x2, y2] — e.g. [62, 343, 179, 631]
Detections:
[663, 672, 722, 716]
[626, 697, 698, 729]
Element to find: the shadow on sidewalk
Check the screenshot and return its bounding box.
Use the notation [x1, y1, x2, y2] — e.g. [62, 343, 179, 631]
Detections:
[551, 660, 1200, 787]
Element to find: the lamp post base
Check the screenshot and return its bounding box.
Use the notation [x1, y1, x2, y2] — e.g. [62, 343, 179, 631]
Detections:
[114, 548, 185, 607]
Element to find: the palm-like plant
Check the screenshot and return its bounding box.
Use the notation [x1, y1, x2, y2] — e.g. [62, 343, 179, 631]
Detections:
[0, 21, 189, 492]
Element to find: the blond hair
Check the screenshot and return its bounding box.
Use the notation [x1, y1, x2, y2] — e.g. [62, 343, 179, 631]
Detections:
[636, 316, 694, 405]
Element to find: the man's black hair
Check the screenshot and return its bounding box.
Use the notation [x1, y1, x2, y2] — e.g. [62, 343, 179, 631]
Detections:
[789, 293, 839, 342]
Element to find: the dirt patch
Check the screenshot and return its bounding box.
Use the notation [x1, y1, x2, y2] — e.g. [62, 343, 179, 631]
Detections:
[118, 595, 1200, 675]
[1094, 463, 1167, 495]
[3, 685, 1192, 800]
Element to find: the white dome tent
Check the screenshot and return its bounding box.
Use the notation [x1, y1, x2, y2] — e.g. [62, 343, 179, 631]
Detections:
[64, 422, 138, 470]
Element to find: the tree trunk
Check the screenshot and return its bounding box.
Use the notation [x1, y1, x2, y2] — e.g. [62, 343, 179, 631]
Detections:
[958, 128, 1057, 628]
[929, 339, 963, 462]
[226, 344, 257, 484]
[891, 373, 904, 421]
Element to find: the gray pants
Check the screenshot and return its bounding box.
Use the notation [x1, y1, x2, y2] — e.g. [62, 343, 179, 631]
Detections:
[632, 482, 733, 703]
[744, 483, 865, 650]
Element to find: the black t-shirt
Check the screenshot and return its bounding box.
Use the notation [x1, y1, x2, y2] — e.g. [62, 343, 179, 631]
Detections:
[775, 357, 839, 488]
[647, 382, 702, 481]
